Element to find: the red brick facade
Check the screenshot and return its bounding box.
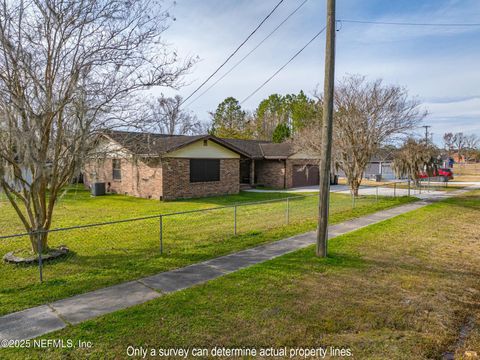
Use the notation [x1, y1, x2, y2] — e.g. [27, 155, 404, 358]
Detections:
[84, 157, 163, 199]
[83, 133, 323, 200]
[84, 157, 239, 200]
[254, 159, 319, 189]
[255, 160, 286, 188]
[161, 158, 239, 200]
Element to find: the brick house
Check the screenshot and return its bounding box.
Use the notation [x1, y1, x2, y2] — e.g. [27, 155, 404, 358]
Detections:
[83, 130, 319, 200]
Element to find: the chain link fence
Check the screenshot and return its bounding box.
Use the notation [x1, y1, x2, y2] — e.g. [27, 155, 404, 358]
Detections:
[0, 194, 321, 286]
[0, 179, 447, 308]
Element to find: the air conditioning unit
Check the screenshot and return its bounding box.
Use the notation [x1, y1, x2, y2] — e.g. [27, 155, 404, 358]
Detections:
[91, 182, 106, 196]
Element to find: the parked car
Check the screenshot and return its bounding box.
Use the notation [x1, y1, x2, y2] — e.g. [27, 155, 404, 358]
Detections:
[418, 168, 454, 181]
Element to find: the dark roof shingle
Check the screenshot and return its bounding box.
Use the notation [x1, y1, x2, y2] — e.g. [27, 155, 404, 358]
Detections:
[221, 138, 270, 159]
[259, 142, 294, 159]
[104, 130, 297, 159]
[105, 130, 205, 155]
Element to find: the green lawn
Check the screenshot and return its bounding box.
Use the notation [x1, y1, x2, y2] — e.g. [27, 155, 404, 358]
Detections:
[0, 187, 415, 316]
[4, 191, 478, 359]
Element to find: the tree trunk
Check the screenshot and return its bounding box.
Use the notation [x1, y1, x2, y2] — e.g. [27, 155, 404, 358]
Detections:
[29, 229, 49, 254]
[350, 178, 360, 196]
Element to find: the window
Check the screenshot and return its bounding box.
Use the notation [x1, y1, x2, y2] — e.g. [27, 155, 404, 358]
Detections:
[112, 159, 122, 180]
[190, 159, 220, 182]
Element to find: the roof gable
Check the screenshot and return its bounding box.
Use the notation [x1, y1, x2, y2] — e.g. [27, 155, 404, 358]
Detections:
[166, 139, 240, 159]
[103, 130, 250, 157]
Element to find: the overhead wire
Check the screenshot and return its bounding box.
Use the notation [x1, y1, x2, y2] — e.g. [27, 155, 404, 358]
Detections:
[184, 0, 309, 108]
[240, 26, 326, 105]
[181, 0, 285, 105]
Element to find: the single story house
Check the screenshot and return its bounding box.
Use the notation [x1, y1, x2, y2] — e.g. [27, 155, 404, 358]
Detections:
[335, 148, 397, 181]
[83, 130, 320, 200]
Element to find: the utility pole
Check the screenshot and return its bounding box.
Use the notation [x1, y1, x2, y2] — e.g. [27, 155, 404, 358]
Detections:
[423, 125, 431, 145]
[317, 0, 336, 257]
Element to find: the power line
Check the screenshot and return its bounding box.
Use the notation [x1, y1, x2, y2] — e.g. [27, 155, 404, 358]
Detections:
[338, 19, 480, 27]
[184, 0, 309, 108]
[240, 26, 326, 105]
[181, 0, 285, 106]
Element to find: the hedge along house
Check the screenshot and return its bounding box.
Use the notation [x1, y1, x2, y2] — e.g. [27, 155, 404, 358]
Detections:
[83, 130, 320, 200]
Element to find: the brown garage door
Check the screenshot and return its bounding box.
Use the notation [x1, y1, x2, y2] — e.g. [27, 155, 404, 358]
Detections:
[292, 165, 319, 187]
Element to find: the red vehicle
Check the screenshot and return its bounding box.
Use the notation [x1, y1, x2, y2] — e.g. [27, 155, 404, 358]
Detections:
[418, 168, 454, 181]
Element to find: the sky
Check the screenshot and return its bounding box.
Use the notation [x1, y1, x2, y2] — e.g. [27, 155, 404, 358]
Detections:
[155, 0, 480, 145]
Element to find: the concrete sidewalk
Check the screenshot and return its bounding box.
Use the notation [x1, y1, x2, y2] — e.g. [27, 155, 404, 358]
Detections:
[0, 186, 476, 344]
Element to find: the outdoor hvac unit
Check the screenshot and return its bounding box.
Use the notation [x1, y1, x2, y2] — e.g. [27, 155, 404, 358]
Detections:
[91, 182, 106, 196]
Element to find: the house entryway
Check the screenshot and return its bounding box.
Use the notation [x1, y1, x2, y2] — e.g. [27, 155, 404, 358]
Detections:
[240, 158, 255, 188]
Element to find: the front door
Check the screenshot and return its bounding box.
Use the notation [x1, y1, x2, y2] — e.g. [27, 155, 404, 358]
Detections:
[239, 159, 251, 184]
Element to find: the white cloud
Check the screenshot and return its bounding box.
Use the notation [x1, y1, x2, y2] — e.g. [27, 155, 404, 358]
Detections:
[421, 97, 480, 143]
[151, 0, 480, 136]
[425, 97, 480, 118]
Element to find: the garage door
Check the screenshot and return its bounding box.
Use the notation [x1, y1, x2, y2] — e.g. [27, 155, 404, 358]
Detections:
[292, 165, 319, 187]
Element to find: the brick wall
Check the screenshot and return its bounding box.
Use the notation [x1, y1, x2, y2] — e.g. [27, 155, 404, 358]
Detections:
[161, 158, 239, 200]
[255, 160, 286, 189]
[83, 157, 163, 199]
[253, 159, 320, 189]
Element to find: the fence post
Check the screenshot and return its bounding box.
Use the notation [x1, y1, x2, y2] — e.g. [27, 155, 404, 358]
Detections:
[285, 197, 290, 224]
[159, 215, 163, 254]
[234, 205, 237, 235]
[376, 186, 378, 202]
[408, 179, 411, 197]
[37, 231, 43, 283]
[394, 183, 396, 198]
[352, 193, 355, 209]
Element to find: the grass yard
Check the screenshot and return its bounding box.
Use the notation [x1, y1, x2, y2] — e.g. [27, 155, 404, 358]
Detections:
[0, 187, 415, 316]
[4, 191, 479, 360]
[451, 175, 480, 182]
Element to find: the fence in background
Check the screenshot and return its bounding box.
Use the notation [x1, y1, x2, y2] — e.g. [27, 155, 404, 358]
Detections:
[453, 163, 480, 176]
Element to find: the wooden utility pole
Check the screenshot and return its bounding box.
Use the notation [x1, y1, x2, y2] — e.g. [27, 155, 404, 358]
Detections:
[317, 0, 336, 257]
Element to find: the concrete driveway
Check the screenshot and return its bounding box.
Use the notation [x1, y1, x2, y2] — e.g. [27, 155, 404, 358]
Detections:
[245, 184, 447, 199]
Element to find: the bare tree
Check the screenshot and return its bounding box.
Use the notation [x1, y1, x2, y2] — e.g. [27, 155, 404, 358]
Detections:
[294, 75, 426, 195]
[443, 132, 455, 156]
[333, 76, 426, 195]
[146, 94, 202, 135]
[393, 138, 438, 184]
[452, 132, 466, 162]
[0, 0, 192, 254]
[464, 134, 479, 162]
